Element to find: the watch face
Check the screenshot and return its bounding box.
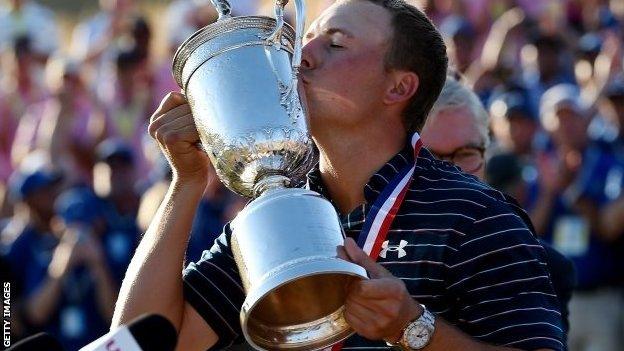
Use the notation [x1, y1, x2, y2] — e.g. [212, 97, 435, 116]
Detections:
[405, 322, 432, 349]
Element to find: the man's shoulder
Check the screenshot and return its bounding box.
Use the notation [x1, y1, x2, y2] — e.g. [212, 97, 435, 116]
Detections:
[408, 158, 534, 235]
[414, 155, 488, 188]
[186, 223, 235, 267]
[413, 159, 519, 210]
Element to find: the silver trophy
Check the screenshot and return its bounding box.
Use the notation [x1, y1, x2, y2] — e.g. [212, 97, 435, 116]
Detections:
[172, 1, 368, 350]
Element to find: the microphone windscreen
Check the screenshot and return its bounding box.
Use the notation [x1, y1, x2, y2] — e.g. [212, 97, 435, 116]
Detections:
[7, 332, 65, 351]
[127, 314, 178, 351]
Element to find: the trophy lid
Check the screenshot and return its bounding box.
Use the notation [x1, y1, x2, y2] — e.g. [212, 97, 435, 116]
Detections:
[173, 16, 296, 90]
[170, 14, 312, 198]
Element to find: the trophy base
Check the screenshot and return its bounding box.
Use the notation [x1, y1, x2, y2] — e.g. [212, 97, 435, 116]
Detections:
[241, 258, 367, 351]
[232, 188, 368, 350]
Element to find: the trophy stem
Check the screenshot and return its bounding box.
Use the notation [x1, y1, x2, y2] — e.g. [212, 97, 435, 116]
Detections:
[254, 175, 291, 197]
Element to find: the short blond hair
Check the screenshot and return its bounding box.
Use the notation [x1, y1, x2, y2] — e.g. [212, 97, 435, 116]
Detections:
[427, 76, 490, 148]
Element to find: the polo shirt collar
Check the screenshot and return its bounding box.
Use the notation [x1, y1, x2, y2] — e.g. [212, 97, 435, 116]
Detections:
[306, 144, 436, 208]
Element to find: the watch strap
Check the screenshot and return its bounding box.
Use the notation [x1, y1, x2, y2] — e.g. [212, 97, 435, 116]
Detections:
[396, 305, 435, 350]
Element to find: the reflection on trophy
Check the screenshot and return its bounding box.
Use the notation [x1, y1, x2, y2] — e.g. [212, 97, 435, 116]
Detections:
[172, 0, 368, 349]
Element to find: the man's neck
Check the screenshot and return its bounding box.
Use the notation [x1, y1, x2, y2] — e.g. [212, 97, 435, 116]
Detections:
[315, 121, 406, 215]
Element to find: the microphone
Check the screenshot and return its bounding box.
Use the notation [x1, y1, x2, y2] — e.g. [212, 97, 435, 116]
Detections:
[7, 332, 65, 351]
[80, 314, 177, 351]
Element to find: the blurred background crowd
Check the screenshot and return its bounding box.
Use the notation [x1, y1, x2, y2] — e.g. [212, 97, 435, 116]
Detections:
[0, 0, 623, 350]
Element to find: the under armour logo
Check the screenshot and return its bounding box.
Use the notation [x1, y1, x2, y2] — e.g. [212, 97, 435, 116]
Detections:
[379, 240, 408, 258]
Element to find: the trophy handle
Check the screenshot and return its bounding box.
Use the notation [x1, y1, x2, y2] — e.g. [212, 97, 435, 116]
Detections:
[290, 0, 304, 74]
[267, 0, 305, 75]
[209, 0, 232, 20]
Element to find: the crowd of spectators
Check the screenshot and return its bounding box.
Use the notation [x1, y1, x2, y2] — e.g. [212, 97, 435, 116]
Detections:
[0, 0, 249, 349]
[0, 0, 622, 350]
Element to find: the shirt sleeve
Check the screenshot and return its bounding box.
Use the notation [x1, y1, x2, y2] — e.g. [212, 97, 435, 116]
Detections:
[446, 199, 565, 350]
[182, 223, 246, 349]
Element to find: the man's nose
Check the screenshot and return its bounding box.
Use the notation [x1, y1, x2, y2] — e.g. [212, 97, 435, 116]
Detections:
[300, 40, 318, 71]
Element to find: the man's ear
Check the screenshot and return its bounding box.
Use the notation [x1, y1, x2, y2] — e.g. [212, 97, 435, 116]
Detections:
[384, 71, 419, 105]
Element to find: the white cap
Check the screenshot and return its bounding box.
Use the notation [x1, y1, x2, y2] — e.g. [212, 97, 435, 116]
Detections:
[540, 84, 587, 131]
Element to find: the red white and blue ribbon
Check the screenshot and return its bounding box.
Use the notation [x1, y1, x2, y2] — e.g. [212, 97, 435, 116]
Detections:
[330, 133, 423, 351]
[357, 133, 423, 259]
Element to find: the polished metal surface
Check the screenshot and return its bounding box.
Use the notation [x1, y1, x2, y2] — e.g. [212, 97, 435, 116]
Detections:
[232, 188, 367, 350]
[172, 2, 308, 198]
[209, 0, 231, 19]
[172, 1, 368, 349]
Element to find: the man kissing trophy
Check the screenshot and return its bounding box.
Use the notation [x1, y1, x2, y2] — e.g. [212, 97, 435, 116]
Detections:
[172, 0, 368, 349]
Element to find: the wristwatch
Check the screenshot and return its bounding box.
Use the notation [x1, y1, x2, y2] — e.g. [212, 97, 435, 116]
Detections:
[386, 305, 436, 350]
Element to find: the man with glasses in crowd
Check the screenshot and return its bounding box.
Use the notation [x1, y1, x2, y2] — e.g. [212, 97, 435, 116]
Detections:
[421, 76, 489, 178]
[421, 76, 575, 340]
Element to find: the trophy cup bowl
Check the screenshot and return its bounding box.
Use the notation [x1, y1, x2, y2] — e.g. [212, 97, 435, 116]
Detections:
[172, 1, 367, 350]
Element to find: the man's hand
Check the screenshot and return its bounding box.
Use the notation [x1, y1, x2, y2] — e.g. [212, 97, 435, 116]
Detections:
[339, 238, 423, 342]
[48, 229, 81, 279]
[148, 92, 210, 185]
[76, 227, 107, 268]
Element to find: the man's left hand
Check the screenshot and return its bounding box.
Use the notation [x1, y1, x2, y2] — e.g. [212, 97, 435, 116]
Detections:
[339, 238, 423, 342]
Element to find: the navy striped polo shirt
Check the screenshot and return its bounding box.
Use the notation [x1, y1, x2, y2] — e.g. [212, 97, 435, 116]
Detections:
[183, 146, 565, 350]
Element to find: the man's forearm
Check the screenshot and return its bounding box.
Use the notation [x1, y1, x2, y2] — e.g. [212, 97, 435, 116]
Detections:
[426, 317, 522, 351]
[111, 178, 204, 330]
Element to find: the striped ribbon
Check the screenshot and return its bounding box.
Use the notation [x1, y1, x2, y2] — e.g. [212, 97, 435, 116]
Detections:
[330, 133, 423, 351]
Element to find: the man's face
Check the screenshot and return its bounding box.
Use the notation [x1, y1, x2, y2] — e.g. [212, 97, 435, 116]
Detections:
[25, 184, 61, 221]
[301, 0, 393, 137]
[550, 107, 588, 150]
[93, 159, 136, 198]
[421, 107, 486, 179]
[507, 114, 538, 155]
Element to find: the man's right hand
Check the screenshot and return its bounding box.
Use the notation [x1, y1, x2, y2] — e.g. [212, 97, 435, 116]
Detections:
[149, 92, 210, 185]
